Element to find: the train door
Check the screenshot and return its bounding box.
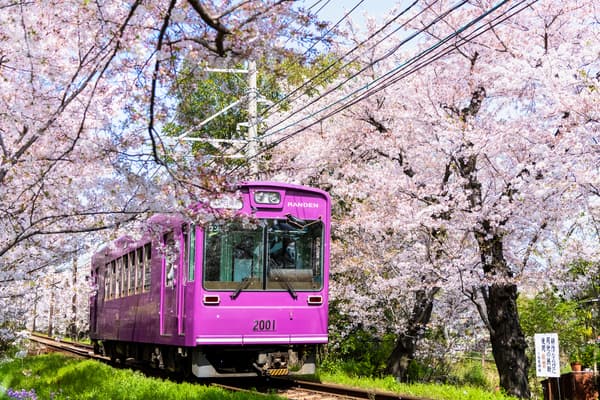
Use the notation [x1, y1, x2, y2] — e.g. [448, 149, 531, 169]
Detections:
[160, 228, 185, 336]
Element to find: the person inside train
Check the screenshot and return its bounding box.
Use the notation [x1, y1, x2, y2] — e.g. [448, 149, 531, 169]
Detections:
[269, 237, 295, 268]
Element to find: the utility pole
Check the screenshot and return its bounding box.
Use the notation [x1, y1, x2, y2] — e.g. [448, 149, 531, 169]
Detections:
[176, 60, 262, 173]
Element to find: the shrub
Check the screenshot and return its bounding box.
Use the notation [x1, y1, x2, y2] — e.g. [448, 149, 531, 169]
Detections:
[322, 330, 396, 377]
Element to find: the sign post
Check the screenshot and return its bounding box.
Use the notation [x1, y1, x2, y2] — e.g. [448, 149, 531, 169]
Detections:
[535, 333, 561, 399]
[535, 333, 561, 377]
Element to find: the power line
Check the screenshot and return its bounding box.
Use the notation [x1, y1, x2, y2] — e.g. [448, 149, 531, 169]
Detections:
[267, 0, 514, 139]
[260, 0, 425, 120]
[311, 0, 333, 14]
[363, 0, 538, 100]
[262, 0, 470, 137]
[249, 0, 539, 162]
[303, 0, 367, 57]
[215, 0, 538, 172]
[219, 0, 471, 170]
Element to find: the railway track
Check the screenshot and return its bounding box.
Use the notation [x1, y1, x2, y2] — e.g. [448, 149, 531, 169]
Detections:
[262, 378, 427, 400]
[27, 333, 432, 400]
[28, 332, 105, 360]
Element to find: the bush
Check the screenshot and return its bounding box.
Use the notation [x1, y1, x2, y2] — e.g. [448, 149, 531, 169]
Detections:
[322, 331, 396, 377]
[462, 363, 489, 388]
[0, 326, 28, 359]
[579, 343, 600, 369]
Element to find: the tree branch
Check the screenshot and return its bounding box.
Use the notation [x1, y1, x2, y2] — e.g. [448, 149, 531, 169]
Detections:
[148, 0, 177, 165]
[186, 0, 231, 55]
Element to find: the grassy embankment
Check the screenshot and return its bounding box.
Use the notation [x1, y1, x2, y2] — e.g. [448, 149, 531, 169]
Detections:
[0, 354, 518, 400]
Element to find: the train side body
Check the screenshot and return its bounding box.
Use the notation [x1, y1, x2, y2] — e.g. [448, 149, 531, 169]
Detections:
[89, 182, 330, 376]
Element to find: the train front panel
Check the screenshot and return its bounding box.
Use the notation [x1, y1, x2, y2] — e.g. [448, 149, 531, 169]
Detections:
[191, 182, 330, 376]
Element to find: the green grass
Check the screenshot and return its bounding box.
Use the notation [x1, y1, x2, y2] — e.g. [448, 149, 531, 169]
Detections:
[1, 354, 518, 400]
[0, 354, 281, 400]
[318, 371, 518, 400]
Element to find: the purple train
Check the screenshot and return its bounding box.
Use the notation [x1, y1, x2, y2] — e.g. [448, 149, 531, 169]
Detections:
[89, 181, 330, 377]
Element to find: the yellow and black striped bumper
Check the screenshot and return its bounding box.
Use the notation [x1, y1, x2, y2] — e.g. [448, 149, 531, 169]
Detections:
[266, 368, 289, 376]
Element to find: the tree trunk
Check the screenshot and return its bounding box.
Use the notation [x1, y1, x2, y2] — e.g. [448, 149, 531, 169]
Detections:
[70, 257, 78, 340]
[450, 86, 530, 398]
[484, 283, 531, 399]
[386, 288, 439, 380]
[48, 286, 55, 337]
[474, 228, 531, 399]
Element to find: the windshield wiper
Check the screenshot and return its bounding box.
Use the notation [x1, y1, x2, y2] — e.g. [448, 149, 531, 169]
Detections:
[281, 278, 297, 300]
[231, 276, 253, 300]
[270, 269, 297, 300]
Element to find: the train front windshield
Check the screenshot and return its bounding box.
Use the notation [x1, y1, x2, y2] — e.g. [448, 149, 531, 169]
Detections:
[204, 218, 323, 294]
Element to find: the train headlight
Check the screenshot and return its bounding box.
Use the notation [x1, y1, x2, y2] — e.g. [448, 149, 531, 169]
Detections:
[254, 191, 281, 205]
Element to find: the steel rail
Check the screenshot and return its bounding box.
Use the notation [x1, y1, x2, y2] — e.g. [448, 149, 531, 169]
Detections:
[270, 378, 432, 400]
[27, 332, 107, 361]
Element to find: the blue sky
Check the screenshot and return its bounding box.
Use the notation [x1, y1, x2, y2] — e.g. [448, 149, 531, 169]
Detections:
[303, 0, 396, 24]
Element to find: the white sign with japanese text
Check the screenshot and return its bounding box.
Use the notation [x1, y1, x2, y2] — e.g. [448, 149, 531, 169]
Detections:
[534, 333, 561, 377]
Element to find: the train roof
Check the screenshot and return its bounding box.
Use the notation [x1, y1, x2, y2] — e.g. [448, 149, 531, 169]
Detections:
[91, 181, 329, 263]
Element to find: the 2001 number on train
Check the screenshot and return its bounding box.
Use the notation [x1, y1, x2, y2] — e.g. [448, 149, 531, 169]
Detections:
[253, 319, 276, 331]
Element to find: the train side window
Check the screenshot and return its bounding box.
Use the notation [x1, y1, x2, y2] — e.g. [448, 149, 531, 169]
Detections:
[113, 260, 120, 299]
[123, 254, 129, 297]
[92, 267, 99, 296]
[120, 256, 126, 297]
[105, 262, 112, 300]
[163, 231, 176, 288]
[111, 260, 116, 299]
[129, 251, 136, 295]
[143, 243, 152, 292]
[136, 247, 144, 293]
[187, 225, 195, 282]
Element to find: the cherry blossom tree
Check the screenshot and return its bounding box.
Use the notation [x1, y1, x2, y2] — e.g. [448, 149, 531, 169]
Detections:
[265, 0, 599, 397]
[0, 0, 327, 275]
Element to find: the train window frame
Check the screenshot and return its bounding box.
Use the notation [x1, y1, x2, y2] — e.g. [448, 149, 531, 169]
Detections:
[128, 250, 136, 295]
[187, 224, 196, 282]
[143, 243, 152, 292]
[163, 231, 177, 288]
[136, 247, 144, 293]
[105, 262, 112, 300]
[114, 259, 121, 299]
[110, 260, 116, 299]
[122, 254, 129, 297]
[265, 220, 324, 291]
[203, 222, 264, 291]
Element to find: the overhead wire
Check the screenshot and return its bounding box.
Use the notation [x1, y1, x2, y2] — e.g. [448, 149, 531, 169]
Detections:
[209, 0, 537, 171]
[198, 0, 398, 169]
[360, 0, 538, 102]
[311, 0, 333, 14]
[245, 0, 540, 164]
[262, 0, 470, 137]
[302, 0, 367, 57]
[221, 0, 470, 170]
[260, 0, 425, 120]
